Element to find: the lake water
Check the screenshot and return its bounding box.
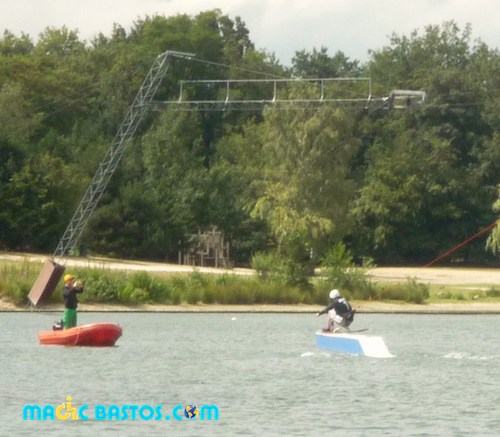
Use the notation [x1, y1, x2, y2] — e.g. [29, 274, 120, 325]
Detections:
[1, 311, 499, 436]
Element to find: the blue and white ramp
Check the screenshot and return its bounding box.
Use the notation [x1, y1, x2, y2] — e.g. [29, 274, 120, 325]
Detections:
[315, 331, 393, 358]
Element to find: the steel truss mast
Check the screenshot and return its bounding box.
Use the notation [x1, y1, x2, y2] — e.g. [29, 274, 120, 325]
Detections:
[53, 50, 193, 260]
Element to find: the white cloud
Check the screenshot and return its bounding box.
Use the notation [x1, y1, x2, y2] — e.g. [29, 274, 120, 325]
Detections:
[1, 0, 499, 65]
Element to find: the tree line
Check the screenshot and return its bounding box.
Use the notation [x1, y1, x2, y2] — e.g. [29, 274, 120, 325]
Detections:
[0, 11, 499, 269]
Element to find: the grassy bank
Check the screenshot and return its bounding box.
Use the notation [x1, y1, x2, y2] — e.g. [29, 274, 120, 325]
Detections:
[0, 260, 325, 307]
[1, 257, 499, 308]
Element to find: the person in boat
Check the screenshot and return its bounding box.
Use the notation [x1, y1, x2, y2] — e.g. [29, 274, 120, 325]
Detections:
[62, 273, 84, 329]
[316, 289, 355, 332]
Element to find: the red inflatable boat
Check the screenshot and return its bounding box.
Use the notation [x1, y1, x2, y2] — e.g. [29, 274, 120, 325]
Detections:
[38, 323, 122, 346]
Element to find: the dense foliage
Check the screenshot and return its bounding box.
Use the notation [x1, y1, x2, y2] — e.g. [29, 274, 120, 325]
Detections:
[0, 12, 499, 268]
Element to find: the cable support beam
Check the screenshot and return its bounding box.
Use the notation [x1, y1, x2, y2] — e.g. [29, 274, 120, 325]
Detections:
[155, 77, 426, 111]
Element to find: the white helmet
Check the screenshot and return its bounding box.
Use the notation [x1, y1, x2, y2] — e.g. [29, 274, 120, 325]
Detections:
[329, 289, 340, 299]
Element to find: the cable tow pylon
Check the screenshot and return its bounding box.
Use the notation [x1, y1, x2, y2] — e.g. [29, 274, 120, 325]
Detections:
[27, 51, 193, 307]
[52, 50, 194, 263]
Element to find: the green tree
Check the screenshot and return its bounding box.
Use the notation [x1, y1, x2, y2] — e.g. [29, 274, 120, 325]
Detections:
[292, 46, 361, 78]
[0, 30, 33, 56]
[0, 82, 43, 145]
[0, 153, 83, 250]
[250, 94, 359, 262]
[212, 121, 271, 261]
[486, 186, 500, 256]
[352, 21, 499, 263]
[84, 181, 168, 259]
[139, 109, 208, 258]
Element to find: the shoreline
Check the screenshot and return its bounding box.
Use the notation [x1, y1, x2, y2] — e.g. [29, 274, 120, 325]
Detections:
[1, 251, 499, 314]
[3, 301, 500, 314]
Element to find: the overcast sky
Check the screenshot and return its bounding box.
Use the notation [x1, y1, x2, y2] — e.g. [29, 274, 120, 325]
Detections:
[1, 0, 499, 65]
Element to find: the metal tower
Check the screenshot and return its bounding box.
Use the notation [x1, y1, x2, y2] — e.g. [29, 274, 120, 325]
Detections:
[52, 50, 193, 260]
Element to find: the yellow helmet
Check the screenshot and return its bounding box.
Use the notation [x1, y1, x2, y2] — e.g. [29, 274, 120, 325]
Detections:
[64, 274, 75, 283]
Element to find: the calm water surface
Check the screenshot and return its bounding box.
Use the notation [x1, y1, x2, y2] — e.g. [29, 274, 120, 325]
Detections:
[1, 312, 499, 436]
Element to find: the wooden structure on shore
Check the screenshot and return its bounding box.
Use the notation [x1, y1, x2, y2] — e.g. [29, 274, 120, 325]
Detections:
[180, 227, 232, 268]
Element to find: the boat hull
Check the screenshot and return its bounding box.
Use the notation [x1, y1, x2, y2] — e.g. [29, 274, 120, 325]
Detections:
[315, 330, 393, 358]
[39, 323, 122, 347]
